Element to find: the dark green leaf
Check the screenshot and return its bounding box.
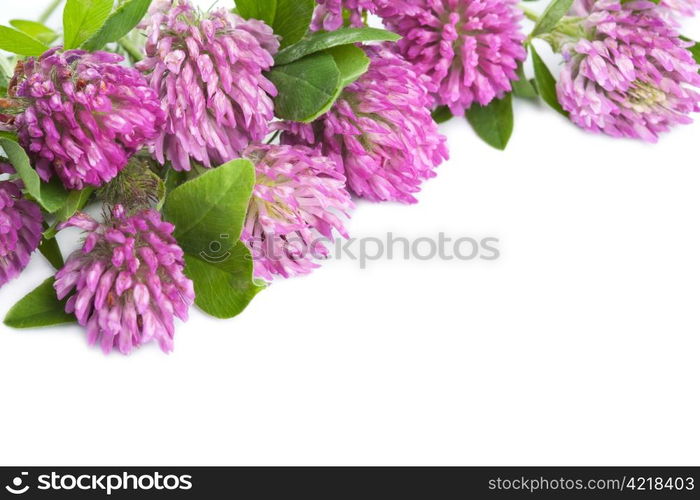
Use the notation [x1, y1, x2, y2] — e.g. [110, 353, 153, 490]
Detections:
[531, 45, 568, 116]
[163, 158, 255, 257]
[4, 278, 76, 329]
[0, 138, 69, 213]
[466, 93, 514, 151]
[432, 106, 453, 124]
[0, 26, 49, 56]
[512, 62, 538, 99]
[39, 236, 64, 269]
[9, 20, 59, 45]
[275, 27, 401, 65]
[184, 242, 264, 319]
[272, 0, 315, 49]
[82, 0, 153, 51]
[0, 131, 18, 141]
[63, 0, 114, 49]
[325, 44, 369, 87]
[275, 45, 368, 123]
[267, 52, 341, 122]
[531, 0, 574, 38]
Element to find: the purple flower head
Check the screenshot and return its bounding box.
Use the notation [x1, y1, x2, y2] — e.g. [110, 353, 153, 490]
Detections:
[0, 171, 42, 288]
[379, 0, 527, 114]
[138, 0, 279, 172]
[280, 45, 448, 204]
[242, 144, 353, 281]
[54, 206, 194, 355]
[557, 0, 700, 142]
[10, 49, 165, 190]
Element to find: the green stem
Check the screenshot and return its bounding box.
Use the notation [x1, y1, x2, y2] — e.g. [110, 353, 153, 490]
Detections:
[118, 38, 143, 62]
[38, 0, 64, 24]
[519, 5, 541, 23]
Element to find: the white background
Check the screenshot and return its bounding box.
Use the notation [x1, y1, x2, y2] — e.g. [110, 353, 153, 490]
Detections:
[0, 1, 699, 466]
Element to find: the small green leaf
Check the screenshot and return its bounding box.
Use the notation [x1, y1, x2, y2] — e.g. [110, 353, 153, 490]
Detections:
[39, 235, 64, 270]
[512, 62, 538, 99]
[82, 0, 153, 51]
[531, 45, 568, 116]
[466, 93, 514, 151]
[55, 187, 94, 222]
[4, 278, 76, 329]
[432, 106, 453, 124]
[325, 44, 369, 88]
[9, 20, 59, 45]
[530, 0, 574, 38]
[0, 138, 69, 213]
[275, 27, 401, 65]
[184, 242, 264, 319]
[63, 0, 114, 49]
[0, 26, 49, 56]
[267, 52, 341, 122]
[163, 159, 255, 257]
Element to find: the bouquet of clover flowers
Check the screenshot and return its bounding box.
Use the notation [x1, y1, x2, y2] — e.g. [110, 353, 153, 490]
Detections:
[0, 0, 697, 355]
